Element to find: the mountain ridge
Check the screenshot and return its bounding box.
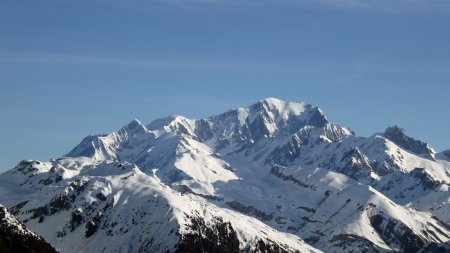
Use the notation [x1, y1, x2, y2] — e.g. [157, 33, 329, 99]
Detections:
[0, 98, 449, 253]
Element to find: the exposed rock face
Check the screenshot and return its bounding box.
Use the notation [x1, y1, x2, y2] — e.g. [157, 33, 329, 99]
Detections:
[383, 125, 435, 160]
[437, 149, 450, 161]
[176, 216, 241, 253]
[418, 241, 450, 253]
[333, 147, 375, 182]
[226, 201, 274, 221]
[369, 213, 425, 253]
[0, 204, 58, 253]
[328, 234, 380, 253]
[305, 107, 328, 128]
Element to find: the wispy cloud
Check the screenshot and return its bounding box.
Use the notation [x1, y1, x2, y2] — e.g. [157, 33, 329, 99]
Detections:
[301, 0, 450, 13]
[0, 51, 298, 72]
[22, 0, 450, 14]
[1, 50, 449, 75]
[124, 0, 450, 14]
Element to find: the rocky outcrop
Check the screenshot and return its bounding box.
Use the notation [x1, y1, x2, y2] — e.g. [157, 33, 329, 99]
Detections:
[383, 125, 435, 160]
[176, 216, 241, 253]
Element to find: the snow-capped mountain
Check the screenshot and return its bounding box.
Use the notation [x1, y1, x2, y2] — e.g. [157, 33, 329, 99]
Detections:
[0, 98, 449, 253]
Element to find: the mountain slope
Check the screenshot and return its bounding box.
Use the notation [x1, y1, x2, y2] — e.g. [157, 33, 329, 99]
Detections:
[0, 203, 58, 253]
[0, 159, 319, 253]
[0, 98, 448, 253]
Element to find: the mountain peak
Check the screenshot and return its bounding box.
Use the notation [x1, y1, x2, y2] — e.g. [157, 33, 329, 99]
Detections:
[437, 149, 450, 161]
[383, 125, 435, 160]
[261, 97, 283, 102]
[306, 106, 328, 128]
[130, 118, 142, 124]
[203, 98, 329, 144]
[123, 118, 144, 129]
[384, 124, 406, 136]
[121, 118, 149, 134]
[259, 97, 287, 108]
[147, 116, 177, 130]
[250, 97, 308, 114]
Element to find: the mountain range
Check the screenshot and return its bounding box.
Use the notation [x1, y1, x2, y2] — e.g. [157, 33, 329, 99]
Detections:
[0, 98, 449, 253]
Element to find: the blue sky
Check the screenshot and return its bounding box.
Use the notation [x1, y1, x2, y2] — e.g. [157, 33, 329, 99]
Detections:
[1, 0, 450, 171]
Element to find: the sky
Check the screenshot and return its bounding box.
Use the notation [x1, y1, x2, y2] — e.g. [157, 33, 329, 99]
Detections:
[0, 0, 450, 171]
